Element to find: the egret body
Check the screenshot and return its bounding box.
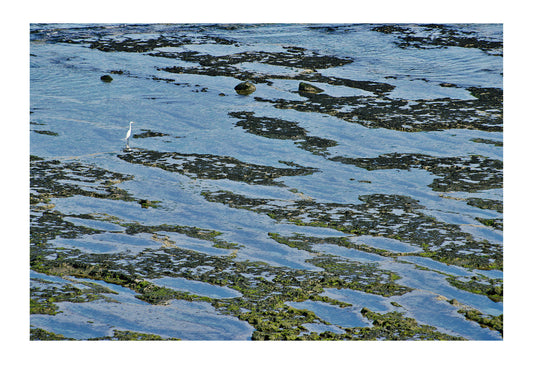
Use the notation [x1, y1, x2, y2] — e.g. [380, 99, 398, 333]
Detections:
[125, 121, 134, 148]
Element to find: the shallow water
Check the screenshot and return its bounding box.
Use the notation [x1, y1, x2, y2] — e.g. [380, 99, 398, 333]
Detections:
[30, 23, 502, 340]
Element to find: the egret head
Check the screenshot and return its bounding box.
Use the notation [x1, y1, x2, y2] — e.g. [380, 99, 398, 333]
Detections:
[129, 121, 135, 126]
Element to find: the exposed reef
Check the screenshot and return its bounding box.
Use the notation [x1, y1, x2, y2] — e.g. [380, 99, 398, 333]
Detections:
[372, 24, 503, 55]
[202, 190, 502, 270]
[255, 86, 502, 132]
[117, 149, 319, 186]
[229, 111, 337, 156]
[330, 153, 503, 193]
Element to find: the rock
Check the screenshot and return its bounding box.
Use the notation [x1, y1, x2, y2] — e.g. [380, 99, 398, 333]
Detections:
[234, 81, 256, 95]
[450, 298, 460, 306]
[298, 82, 324, 93]
[100, 75, 113, 82]
[139, 199, 151, 208]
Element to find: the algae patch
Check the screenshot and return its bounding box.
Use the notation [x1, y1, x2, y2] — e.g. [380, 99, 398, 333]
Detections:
[30, 277, 118, 315]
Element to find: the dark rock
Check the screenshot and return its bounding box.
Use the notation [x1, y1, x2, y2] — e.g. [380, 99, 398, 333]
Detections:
[234, 81, 256, 95]
[138, 199, 151, 208]
[360, 307, 370, 316]
[298, 82, 324, 93]
[100, 75, 113, 82]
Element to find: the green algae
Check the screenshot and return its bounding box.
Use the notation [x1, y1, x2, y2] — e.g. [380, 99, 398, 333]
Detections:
[30, 327, 180, 340]
[457, 308, 503, 335]
[138, 199, 161, 209]
[270, 231, 403, 257]
[93, 329, 180, 340]
[269, 232, 319, 253]
[30, 327, 74, 340]
[446, 275, 503, 302]
[122, 221, 242, 250]
[243, 306, 321, 340]
[471, 138, 503, 147]
[31, 257, 210, 306]
[299, 82, 324, 94]
[449, 297, 502, 335]
[29, 153, 500, 338]
[30, 156, 136, 203]
[30, 278, 118, 315]
[308, 256, 409, 297]
[30, 155, 242, 257]
[357, 308, 464, 340]
[29, 217, 475, 340]
[153, 41, 394, 96]
[30, 298, 60, 315]
[30, 209, 103, 259]
[475, 217, 503, 231]
[246, 307, 465, 340]
[133, 280, 213, 305]
[466, 197, 503, 213]
[30, 233, 415, 340]
[30, 156, 164, 217]
[271, 232, 503, 302]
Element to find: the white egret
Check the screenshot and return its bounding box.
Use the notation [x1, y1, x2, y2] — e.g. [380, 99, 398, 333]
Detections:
[125, 121, 134, 148]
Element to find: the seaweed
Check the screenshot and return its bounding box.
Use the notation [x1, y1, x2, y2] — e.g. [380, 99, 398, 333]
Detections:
[92, 330, 181, 340]
[30, 277, 118, 315]
[447, 275, 503, 302]
[30, 327, 74, 340]
[457, 308, 503, 335]
[30, 157, 136, 203]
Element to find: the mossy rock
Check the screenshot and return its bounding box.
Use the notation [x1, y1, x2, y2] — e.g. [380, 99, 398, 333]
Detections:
[234, 81, 256, 95]
[100, 75, 113, 82]
[298, 82, 324, 93]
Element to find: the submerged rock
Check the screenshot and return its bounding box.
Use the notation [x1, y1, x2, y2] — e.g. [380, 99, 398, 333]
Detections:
[234, 81, 256, 95]
[298, 82, 324, 93]
[100, 74, 113, 82]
